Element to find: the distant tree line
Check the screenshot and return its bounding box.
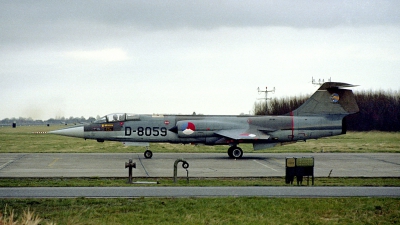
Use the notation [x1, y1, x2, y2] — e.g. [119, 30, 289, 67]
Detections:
[254, 90, 400, 131]
[348, 90, 400, 131]
[254, 95, 309, 116]
[0, 116, 99, 126]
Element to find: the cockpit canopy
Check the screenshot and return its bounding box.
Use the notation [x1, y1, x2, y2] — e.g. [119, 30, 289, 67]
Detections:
[93, 113, 140, 123]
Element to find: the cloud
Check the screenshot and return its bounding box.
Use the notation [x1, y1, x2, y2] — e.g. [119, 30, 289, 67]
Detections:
[1, 1, 399, 49]
[64, 48, 129, 62]
[1, 1, 399, 120]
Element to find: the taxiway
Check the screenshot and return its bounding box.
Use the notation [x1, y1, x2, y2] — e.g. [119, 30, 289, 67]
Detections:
[0, 153, 398, 178]
[1, 186, 399, 198]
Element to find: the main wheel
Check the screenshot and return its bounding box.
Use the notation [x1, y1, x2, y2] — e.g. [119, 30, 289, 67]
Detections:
[144, 150, 153, 159]
[228, 146, 243, 159]
[231, 147, 243, 159]
[227, 147, 234, 158]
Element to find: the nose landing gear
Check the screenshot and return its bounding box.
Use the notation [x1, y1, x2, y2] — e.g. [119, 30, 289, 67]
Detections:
[144, 147, 153, 159]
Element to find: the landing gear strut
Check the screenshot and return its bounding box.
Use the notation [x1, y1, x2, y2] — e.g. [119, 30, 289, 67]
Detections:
[228, 146, 243, 159]
[144, 147, 153, 159]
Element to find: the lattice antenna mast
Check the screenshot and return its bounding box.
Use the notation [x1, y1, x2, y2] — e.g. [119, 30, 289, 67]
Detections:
[257, 86, 275, 115]
[312, 77, 332, 86]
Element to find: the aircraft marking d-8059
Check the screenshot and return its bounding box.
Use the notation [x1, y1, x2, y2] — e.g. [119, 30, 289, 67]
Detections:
[50, 82, 359, 159]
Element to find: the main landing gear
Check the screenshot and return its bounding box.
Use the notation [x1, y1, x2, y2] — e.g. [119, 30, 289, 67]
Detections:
[144, 147, 153, 159]
[228, 146, 243, 159]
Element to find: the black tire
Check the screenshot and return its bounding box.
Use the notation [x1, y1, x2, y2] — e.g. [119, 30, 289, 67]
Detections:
[144, 150, 153, 159]
[227, 147, 234, 158]
[231, 147, 243, 159]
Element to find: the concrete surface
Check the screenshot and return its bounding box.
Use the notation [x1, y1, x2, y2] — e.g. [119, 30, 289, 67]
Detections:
[0, 153, 399, 178]
[1, 186, 399, 198]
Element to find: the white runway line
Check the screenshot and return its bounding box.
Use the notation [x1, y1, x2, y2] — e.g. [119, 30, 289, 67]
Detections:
[0, 160, 14, 170]
[253, 160, 278, 172]
[48, 158, 60, 167]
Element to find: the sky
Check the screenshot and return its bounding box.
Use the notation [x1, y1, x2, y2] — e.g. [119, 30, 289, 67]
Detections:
[1, 0, 399, 120]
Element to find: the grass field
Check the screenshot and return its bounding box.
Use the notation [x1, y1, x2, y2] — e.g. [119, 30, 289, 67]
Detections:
[0, 125, 399, 153]
[1, 125, 399, 224]
[1, 198, 399, 225]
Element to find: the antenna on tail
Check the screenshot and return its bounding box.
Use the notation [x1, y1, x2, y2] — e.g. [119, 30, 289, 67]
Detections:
[312, 77, 332, 86]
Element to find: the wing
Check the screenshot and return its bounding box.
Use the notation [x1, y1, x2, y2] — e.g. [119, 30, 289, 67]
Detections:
[215, 129, 271, 140]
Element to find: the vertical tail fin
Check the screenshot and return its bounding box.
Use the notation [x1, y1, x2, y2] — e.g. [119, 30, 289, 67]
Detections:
[292, 82, 359, 116]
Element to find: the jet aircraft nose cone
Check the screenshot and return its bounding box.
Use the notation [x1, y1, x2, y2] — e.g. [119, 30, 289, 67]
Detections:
[49, 126, 84, 138]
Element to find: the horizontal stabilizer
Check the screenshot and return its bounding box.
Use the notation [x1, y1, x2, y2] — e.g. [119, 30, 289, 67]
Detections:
[318, 82, 358, 90]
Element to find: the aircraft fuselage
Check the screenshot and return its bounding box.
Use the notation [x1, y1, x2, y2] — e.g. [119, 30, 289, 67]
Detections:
[83, 114, 343, 146]
[50, 82, 359, 159]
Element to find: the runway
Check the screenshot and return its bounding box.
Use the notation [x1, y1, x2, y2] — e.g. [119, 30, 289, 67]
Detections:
[1, 186, 399, 198]
[0, 153, 399, 178]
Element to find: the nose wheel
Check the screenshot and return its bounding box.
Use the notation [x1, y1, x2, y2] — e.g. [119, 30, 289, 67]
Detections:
[144, 149, 153, 159]
[228, 146, 243, 159]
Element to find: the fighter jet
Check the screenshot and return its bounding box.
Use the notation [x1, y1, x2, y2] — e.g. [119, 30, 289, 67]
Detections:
[49, 82, 359, 159]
